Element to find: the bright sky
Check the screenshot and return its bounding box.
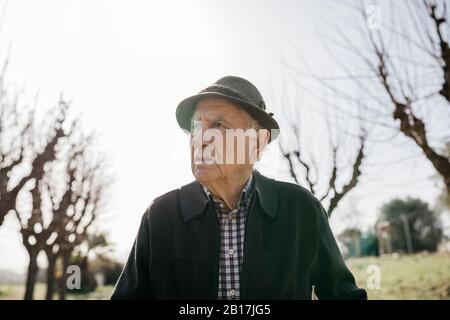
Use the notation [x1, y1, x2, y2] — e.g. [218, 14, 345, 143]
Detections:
[0, 0, 446, 274]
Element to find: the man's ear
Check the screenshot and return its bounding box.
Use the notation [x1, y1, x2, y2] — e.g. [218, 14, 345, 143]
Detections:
[256, 129, 270, 160]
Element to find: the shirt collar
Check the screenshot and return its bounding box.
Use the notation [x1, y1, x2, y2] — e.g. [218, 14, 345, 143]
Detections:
[179, 170, 278, 223]
[202, 173, 254, 213]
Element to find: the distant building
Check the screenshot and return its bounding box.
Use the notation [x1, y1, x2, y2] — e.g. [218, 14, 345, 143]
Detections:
[377, 221, 392, 255]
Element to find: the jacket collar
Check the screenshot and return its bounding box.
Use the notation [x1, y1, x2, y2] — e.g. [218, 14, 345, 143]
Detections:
[179, 170, 278, 223]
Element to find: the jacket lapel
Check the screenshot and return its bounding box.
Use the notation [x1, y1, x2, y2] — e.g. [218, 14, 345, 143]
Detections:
[179, 170, 278, 223]
[179, 180, 209, 223]
[253, 170, 279, 219]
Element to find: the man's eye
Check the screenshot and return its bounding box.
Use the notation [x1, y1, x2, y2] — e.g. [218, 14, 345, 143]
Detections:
[213, 121, 225, 129]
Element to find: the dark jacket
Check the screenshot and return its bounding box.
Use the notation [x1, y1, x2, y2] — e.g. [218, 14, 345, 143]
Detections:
[111, 171, 367, 300]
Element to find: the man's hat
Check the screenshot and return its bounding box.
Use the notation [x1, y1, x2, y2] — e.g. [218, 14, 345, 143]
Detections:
[176, 76, 280, 142]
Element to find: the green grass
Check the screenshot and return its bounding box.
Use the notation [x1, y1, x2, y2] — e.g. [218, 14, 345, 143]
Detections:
[1, 253, 449, 299]
[346, 252, 450, 299]
[0, 283, 115, 300]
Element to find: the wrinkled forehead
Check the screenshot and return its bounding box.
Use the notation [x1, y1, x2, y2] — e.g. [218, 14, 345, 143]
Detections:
[192, 97, 250, 123]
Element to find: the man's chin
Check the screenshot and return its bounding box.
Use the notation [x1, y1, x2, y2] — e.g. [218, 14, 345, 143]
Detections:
[192, 164, 219, 182]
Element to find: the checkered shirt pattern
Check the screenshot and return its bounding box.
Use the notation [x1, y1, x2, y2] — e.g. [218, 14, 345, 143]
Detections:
[203, 174, 255, 300]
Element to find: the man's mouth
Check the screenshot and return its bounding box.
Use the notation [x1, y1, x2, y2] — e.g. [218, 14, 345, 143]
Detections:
[194, 156, 216, 164]
[193, 148, 218, 164]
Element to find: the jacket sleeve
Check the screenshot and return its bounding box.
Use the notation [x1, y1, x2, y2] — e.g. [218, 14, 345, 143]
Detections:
[313, 202, 367, 300]
[111, 209, 152, 300]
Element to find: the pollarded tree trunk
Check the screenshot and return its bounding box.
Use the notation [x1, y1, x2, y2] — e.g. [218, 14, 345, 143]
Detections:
[24, 249, 39, 300]
[45, 251, 58, 300]
[58, 249, 71, 300]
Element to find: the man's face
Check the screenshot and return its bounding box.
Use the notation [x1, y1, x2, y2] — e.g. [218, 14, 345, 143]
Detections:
[190, 97, 267, 184]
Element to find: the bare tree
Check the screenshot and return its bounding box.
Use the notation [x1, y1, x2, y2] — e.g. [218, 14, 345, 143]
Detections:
[364, 0, 450, 194]
[280, 132, 366, 216]
[14, 102, 67, 299]
[10, 98, 108, 300]
[43, 138, 82, 300]
[0, 100, 30, 225]
[43, 131, 108, 300]
[57, 152, 104, 300]
[277, 80, 368, 216]
[286, 0, 450, 196]
[0, 86, 55, 226]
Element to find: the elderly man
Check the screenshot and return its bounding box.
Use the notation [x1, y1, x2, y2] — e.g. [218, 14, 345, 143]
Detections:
[111, 76, 366, 300]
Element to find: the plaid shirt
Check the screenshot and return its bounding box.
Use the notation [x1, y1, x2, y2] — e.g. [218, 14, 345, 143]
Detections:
[203, 174, 255, 300]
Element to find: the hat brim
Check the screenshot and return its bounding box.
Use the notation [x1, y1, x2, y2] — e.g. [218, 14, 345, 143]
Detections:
[176, 92, 280, 142]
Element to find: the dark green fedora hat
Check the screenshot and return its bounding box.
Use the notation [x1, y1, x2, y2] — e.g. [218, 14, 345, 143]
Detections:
[176, 76, 280, 142]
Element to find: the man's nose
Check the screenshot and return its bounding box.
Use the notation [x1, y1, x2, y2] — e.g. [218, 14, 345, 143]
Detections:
[191, 124, 207, 149]
[192, 124, 216, 146]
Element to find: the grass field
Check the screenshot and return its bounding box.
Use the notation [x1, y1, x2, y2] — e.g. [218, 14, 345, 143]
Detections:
[0, 283, 115, 300]
[1, 253, 449, 300]
[346, 252, 450, 299]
